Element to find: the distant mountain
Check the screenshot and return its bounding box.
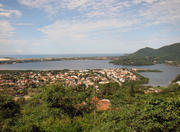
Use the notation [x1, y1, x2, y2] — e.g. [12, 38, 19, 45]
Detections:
[111, 43, 180, 66]
[131, 43, 180, 60]
[132, 47, 156, 57]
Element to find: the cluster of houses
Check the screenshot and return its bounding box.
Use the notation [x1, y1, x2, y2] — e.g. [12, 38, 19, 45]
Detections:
[96, 69, 138, 85]
[0, 69, 140, 111]
[176, 81, 180, 86]
[0, 69, 138, 96]
[144, 88, 163, 94]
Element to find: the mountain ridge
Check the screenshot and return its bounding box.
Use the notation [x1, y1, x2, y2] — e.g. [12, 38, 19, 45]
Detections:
[111, 43, 180, 66]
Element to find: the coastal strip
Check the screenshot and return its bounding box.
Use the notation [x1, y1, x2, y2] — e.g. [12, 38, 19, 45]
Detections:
[135, 69, 162, 72]
[0, 56, 119, 65]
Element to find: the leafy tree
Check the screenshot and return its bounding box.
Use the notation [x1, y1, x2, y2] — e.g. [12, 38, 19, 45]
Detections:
[0, 93, 20, 119]
[41, 83, 93, 118]
[0, 93, 20, 131]
[132, 96, 180, 131]
[172, 74, 180, 82]
[98, 82, 120, 99]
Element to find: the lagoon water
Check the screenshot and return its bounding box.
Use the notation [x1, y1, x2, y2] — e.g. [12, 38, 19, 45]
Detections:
[0, 60, 179, 86]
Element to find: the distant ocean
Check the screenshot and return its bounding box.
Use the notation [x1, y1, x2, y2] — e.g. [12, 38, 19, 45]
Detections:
[0, 54, 123, 59]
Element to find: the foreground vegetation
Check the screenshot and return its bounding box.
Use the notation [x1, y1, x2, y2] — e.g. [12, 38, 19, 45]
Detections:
[1, 74, 180, 132]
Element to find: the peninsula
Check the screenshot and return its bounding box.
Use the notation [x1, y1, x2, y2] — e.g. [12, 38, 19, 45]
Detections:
[111, 43, 180, 66]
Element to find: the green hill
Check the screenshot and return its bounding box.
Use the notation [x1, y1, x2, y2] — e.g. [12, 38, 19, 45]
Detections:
[132, 47, 156, 57]
[111, 43, 180, 66]
[132, 43, 180, 60]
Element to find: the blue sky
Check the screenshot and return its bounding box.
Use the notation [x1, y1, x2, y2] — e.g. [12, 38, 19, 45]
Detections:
[0, 0, 180, 55]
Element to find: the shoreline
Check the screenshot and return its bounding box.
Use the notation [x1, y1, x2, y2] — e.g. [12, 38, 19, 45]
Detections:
[0, 56, 117, 65]
[0, 68, 178, 87]
[0, 56, 179, 67]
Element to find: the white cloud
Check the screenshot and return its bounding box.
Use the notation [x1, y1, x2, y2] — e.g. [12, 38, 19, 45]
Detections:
[15, 23, 33, 26]
[0, 0, 178, 55]
[61, 0, 88, 10]
[18, 0, 130, 17]
[0, 6, 22, 17]
[18, 0, 61, 15]
[133, 0, 158, 4]
[0, 39, 33, 54]
[78, 0, 131, 18]
[39, 18, 140, 40]
[0, 20, 15, 39]
[18, 0, 180, 26]
[0, 3, 3, 7]
[0, 12, 11, 17]
[139, 0, 180, 25]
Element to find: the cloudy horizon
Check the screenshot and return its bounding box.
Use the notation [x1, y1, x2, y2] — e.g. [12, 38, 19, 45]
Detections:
[0, 0, 180, 55]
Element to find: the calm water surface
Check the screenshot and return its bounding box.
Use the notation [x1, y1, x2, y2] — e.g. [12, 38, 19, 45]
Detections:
[0, 60, 179, 86]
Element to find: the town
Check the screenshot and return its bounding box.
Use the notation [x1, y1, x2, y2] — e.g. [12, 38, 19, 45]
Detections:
[0, 69, 138, 97]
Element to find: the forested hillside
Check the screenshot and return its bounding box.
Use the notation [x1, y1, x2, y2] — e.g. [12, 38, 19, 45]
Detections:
[111, 43, 180, 66]
[1, 76, 180, 131]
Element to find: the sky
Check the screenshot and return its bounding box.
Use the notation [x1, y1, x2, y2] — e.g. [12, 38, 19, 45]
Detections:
[0, 0, 180, 55]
